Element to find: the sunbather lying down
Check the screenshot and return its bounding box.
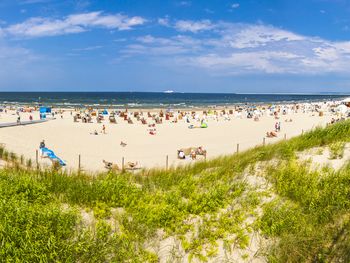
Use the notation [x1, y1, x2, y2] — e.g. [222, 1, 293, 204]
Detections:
[178, 146, 207, 159]
[266, 131, 278, 138]
[103, 160, 120, 171]
[125, 161, 139, 170]
[188, 123, 208, 129]
[90, 130, 98, 135]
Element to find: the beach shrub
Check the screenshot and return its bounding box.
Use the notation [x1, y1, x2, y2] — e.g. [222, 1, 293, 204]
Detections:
[26, 158, 32, 168]
[329, 141, 345, 159]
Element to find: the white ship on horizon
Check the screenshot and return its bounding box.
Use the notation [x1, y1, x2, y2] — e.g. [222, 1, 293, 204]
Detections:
[163, 90, 174, 94]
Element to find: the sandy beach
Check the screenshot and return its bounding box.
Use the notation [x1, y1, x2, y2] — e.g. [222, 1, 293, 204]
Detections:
[0, 103, 341, 173]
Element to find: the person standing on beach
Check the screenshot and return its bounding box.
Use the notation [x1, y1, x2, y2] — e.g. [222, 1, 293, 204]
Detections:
[102, 125, 106, 134]
[39, 140, 46, 157]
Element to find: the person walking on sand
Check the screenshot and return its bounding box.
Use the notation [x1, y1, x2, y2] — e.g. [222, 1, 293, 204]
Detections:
[102, 124, 106, 134]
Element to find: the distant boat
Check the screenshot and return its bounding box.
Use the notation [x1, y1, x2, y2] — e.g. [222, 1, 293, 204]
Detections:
[164, 90, 174, 94]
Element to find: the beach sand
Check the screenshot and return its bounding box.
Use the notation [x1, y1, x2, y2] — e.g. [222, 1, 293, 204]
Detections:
[0, 109, 330, 172]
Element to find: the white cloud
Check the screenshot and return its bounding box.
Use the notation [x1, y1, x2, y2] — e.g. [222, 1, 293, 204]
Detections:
[73, 45, 103, 51]
[123, 21, 350, 75]
[5, 11, 146, 38]
[122, 34, 203, 56]
[0, 43, 40, 76]
[178, 1, 191, 7]
[174, 19, 214, 33]
[158, 17, 170, 27]
[223, 24, 304, 49]
[190, 51, 303, 74]
[231, 3, 240, 9]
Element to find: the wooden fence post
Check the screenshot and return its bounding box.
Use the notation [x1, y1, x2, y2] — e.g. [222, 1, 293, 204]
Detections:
[263, 137, 266, 146]
[78, 154, 81, 172]
[236, 143, 239, 153]
[122, 157, 125, 171]
[36, 150, 39, 169]
[166, 155, 169, 170]
[284, 133, 287, 140]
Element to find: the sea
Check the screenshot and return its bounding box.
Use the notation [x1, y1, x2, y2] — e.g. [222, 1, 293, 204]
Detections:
[0, 92, 348, 109]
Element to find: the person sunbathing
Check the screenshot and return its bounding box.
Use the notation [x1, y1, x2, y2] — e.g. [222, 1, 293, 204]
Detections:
[196, 146, 207, 157]
[120, 141, 127, 147]
[190, 150, 197, 160]
[178, 150, 185, 159]
[266, 131, 277, 138]
[90, 130, 98, 135]
[126, 161, 138, 170]
[103, 160, 120, 171]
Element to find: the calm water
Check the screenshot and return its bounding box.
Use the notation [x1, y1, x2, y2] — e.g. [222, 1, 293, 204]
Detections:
[0, 92, 348, 109]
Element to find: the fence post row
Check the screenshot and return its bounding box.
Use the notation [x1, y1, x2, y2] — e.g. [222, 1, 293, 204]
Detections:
[35, 130, 309, 172]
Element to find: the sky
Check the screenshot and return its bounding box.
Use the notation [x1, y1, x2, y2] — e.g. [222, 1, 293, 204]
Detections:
[0, 0, 350, 93]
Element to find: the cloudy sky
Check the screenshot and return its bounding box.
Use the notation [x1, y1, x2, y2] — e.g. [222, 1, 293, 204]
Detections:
[1, 0, 350, 93]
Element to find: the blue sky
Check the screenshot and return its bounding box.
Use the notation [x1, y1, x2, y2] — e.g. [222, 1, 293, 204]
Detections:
[0, 0, 350, 93]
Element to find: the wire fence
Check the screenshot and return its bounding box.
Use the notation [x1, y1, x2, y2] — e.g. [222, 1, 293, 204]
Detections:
[26, 127, 310, 173]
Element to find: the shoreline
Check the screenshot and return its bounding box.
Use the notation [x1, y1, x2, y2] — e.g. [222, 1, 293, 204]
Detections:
[0, 93, 348, 111]
[0, 98, 347, 112]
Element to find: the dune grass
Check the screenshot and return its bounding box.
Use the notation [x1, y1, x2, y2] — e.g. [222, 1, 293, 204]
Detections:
[0, 120, 350, 262]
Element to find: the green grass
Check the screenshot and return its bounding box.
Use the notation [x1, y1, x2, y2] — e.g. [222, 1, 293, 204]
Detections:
[0, 120, 349, 262]
[329, 141, 346, 159]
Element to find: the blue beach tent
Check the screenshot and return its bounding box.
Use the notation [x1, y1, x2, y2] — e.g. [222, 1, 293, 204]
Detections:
[40, 107, 51, 119]
[40, 107, 51, 114]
